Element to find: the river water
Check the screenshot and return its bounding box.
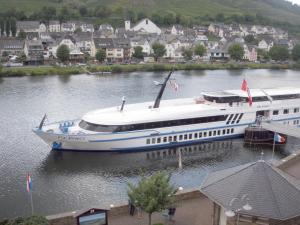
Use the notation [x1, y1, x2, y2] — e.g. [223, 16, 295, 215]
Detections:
[1, 69, 300, 218]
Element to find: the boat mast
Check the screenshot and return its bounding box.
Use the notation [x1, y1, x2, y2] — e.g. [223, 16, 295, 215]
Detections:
[153, 70, 174, 108]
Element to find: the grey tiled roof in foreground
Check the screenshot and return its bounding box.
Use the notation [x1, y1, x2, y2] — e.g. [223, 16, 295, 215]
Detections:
[200, 160, 300, 220]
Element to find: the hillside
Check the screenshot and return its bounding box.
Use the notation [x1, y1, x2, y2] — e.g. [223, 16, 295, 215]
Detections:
[1, 0, 300, 26]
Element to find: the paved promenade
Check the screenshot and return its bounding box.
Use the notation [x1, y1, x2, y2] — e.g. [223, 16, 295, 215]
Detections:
[109, 194, 213, 225]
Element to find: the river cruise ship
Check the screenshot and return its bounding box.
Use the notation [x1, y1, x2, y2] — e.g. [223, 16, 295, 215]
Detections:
[33, 73, 300, 152]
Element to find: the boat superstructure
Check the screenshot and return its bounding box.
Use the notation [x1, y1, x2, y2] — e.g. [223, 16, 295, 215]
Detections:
[33, 74, 300, 152]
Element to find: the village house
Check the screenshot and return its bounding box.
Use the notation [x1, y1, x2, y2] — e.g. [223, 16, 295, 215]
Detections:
[130, 37, 152, 55]
[79, 23, 94, 33]
[171, 25, 184, 36]
[73, 32, 93, 56]
[24, 39, 44, 65]
[61, 22, 76, 33]
[209, 48, 230, 61]
[243, 44, 258, 62]
[98, 24, 114, 34]
[16, 21, 46, 35]
[93, 38, 130, 62]
[48, 21, 61, 33]
[0, 38, 25, 57]
[258, 38, 274, 51]
[125, 18, 161, 35]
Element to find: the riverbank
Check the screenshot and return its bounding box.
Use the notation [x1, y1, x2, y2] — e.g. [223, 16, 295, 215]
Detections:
[1, 62, 299, 77]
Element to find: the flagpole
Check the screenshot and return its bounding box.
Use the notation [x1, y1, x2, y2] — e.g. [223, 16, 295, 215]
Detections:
[30, 191, 34, 215]
[272, 132, 276, 161]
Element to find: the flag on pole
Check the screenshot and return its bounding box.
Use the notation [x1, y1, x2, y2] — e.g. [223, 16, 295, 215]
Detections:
[274, 133, 286, 143]
[26, 174, 32, 193]
[241, 79, 252, 106]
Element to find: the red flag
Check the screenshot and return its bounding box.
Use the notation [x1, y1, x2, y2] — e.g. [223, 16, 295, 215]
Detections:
[241, 79, 247, 91]
[241, 79, 252, 106]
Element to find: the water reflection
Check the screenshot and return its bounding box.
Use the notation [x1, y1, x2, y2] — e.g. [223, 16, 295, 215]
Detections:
[38, 139, 287, 178]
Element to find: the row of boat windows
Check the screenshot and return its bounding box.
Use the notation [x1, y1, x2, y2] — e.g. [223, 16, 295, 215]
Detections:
[273, 108, 300, 115]
[204, 94, 300, 103]
[283, 120, 300, 125]
[79, 115, 228, 132]
[146, 128, 235, 145]
[226, 113, 243, 125]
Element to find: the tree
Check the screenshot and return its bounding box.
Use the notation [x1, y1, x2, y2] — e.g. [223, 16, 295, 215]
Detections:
[56, 44, 70, 63]
[95, 49, 106, 63]
[257, 49, 270, 61]
[0, 19, 4, 36]
[152, 42, 166, 61]
[163, 13, 175, 25]
[182, 48, 193, 60]
[17, 29, 26, 39]
[79, 5, 88, 16]
[132, 46, 144, 59]
[269, 45, 289, 61]
[244, 35, 255, 43]
[127, 172, 176, 225]
[5, 20, 10, 37]
[292, 44, 300, 61]
[194, 44, 206, 57]
[151, 13, 163, 25]
[0, 215, 49, 225]
[228, 43, 244, 61]
[16, 53, 26, 63]
[10, 18, 16, 37]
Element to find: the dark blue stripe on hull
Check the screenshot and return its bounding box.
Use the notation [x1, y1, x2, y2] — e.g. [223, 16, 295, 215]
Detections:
[52, 133, 244, 153]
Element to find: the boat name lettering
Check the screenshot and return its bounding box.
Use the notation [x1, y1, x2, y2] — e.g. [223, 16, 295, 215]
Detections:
[58, 136, 85, 141]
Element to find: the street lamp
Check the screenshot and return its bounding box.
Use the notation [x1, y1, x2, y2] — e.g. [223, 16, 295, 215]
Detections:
[225, 194, 252, 225]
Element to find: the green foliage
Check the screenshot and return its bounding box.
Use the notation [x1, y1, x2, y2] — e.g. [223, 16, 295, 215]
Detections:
[269, 45, 289, 61]
[244, 35, 258, 45]
[132, 46, 144, 59]
[16, 53, 26, 63]
[182, 48, 193, 60]
[194, 44, 206, 57]
[292, 44, 300, 61]
[17, 29, 26, 39]
[257, 49, 270, 61]
[152, 42, 166, 61]
[127, 172, 176, 225]
[0, 215, 48, 225]
[228, 44, 244, 61]
[56, 44, 70, 63]
[95, 49, 106, 62]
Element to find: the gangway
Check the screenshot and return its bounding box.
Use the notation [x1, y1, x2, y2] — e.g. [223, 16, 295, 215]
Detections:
[260, 121, 300, 138]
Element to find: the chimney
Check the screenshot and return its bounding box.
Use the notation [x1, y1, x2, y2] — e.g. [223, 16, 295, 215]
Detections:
[125, 20, 131, 31]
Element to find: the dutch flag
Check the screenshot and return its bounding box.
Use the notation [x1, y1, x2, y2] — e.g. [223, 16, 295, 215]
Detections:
[26, 174, 32, 193]
[274, 133, 286, 143]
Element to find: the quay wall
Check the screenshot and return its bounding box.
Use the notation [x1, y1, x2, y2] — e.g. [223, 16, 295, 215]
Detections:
[46, 149, 300, 225]
[46, 188, 203, 225]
